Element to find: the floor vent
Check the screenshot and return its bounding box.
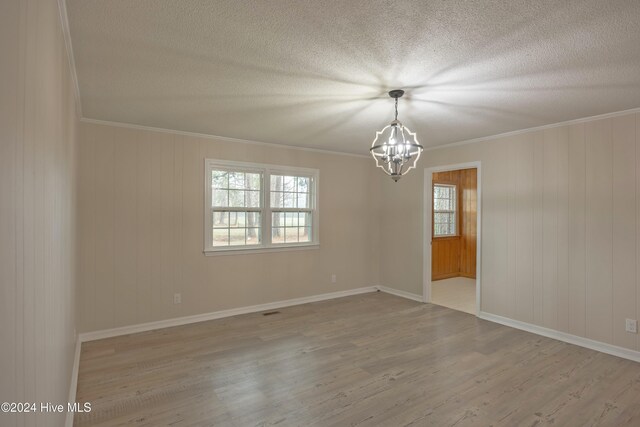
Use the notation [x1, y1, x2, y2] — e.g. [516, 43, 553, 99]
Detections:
[263, 311, 281, 316]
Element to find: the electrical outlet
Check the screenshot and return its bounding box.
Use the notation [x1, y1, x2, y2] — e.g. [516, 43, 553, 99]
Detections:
[331, 274, 337, 283]
[173, 293, 182, 304]
[625, 319, 637, 334]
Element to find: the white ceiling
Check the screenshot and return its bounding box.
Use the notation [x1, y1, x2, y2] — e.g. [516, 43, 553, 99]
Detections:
[66, 0, 640, 154]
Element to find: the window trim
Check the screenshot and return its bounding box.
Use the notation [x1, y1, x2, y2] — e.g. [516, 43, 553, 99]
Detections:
[204, 159, 320, 254]
[432, 183, 458, 238]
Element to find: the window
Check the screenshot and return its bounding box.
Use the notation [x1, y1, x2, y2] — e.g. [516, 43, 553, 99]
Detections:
[433, 184, 457, 236]
[205, 159, 318, 253]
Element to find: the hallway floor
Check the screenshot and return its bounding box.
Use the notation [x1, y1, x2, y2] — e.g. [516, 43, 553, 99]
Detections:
[431, 277, 476, 314]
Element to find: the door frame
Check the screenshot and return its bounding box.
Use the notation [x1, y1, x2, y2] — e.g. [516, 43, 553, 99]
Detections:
[423, 161, 482, 315]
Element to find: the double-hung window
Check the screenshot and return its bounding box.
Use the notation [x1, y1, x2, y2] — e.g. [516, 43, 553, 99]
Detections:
[433, 184, 457, 237]
[204, 159, 319, 253]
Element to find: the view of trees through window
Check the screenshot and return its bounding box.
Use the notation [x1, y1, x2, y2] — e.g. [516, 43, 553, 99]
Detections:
[270, 175, 311, 244]
[212, 170, 262, 246]
[210, 169, 315, 248]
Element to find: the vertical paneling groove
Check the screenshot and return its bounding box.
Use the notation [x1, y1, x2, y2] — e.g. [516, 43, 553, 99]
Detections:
[533, 133, 544, 325]
[636, 112, 640, 351]
[557, 127, 569, 333]
[136, 135, 153, 323]
[515, 134, 534, 323]
[113, 128, 138, 327]
[612, 115, 636, 349]
[585, 119, 614, 344]
[542, 129, 558, 329]
[174, 138, 184, 317]
[507, 143, 517, 318]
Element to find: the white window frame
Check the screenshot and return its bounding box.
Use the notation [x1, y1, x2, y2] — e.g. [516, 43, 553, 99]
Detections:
[204, 159, 319, 255]
[433, 183, 457, 237]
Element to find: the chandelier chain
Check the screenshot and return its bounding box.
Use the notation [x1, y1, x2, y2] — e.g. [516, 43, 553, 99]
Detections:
[394, 97, 398, 121]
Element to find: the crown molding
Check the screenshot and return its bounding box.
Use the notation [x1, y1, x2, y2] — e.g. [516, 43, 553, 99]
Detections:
[57, 0, 82, 118]
[80, 118, 370, 158]
[424, 107, 640, 152]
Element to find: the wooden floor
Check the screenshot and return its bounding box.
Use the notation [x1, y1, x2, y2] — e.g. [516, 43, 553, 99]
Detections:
[75, 292, 640, 426]
[431, 277, 476, 314]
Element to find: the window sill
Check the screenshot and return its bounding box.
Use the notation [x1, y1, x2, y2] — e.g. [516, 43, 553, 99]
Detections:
[433, 235, 460, 240]
[204, 243, 320, 256]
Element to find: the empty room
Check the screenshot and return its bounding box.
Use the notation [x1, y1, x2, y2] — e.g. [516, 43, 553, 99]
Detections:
[3, 1, 640, 426]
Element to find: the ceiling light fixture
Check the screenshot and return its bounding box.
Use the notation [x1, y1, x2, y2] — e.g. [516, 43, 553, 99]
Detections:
[370, 89, 424, 181]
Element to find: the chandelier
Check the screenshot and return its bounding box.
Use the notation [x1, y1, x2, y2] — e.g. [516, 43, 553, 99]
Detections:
[370, 89, 424, 181]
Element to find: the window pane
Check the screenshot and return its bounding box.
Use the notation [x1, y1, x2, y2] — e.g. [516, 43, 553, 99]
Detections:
[229, 212, 244, 228]
[247, 173, 261, 190]
[299, 212, 310, 227]
[228, 172, 245, 189]
[297, 193, 309, 209]
[297, 177, 309, 193]
[285, 227, 299, 243]
[212, 170, 228, 189]
[282, 176, 295, 192]
[213, 211, 229, 228]
[246, 212, 261, 229]
[270, 191, 283, 208]
[272, 212, 285, 227]
[299, 227, 311, 242]
[213, 188, 228, 207]
[283, 192, 295, 208]
[229, 228, 246, 245]
[271, 175, 283, 191]
[228, 190, 246, 207]
[285, 212, 298, 226]
[246, 190, 260, 208]
[212, 228, 229, 246]
[246, 228, 260, 245]
[434, 212, 450, 223]
[272, 227, 284, 244]
[434, 198, 453, 211]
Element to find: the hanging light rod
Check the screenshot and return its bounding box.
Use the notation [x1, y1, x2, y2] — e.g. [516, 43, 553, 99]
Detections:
[369, 89, 424, 181]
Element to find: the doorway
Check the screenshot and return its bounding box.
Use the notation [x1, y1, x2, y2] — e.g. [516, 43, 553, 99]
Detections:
[423, 162, 481, 315]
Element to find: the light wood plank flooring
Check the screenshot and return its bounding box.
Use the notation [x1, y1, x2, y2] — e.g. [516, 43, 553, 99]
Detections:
[431, 277, 476, 314]
[75, 292, 640, 426]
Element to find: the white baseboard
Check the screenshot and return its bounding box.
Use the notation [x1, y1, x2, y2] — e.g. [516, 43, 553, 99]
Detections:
[79, 286, 377, 342]
[65, 336, 82, 427]
[478, 311, 640, 363]
[377, 286, 424, 303]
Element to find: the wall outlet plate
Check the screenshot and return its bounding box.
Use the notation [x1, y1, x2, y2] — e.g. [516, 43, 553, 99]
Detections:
[173, 293, 182, 304]
[625, 319, 637, 334]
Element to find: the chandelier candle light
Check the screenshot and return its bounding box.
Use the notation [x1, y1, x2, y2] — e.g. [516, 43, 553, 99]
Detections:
[370, 89, 424, 181]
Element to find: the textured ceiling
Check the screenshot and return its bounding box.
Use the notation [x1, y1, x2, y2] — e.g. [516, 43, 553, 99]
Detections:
[67, 0, 640, 154]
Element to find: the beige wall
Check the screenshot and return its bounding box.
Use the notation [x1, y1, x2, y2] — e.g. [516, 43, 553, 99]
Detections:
[0, 0, 79, 426]
[77, 122, 380, 332]
[379, 111, 640, 352]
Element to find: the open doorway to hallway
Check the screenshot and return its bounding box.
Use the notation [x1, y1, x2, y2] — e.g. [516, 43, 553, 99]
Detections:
[429, 167, 478, 314]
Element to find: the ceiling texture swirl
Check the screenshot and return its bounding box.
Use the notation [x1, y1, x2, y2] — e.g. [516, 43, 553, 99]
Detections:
[67, 0, 640, 153]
